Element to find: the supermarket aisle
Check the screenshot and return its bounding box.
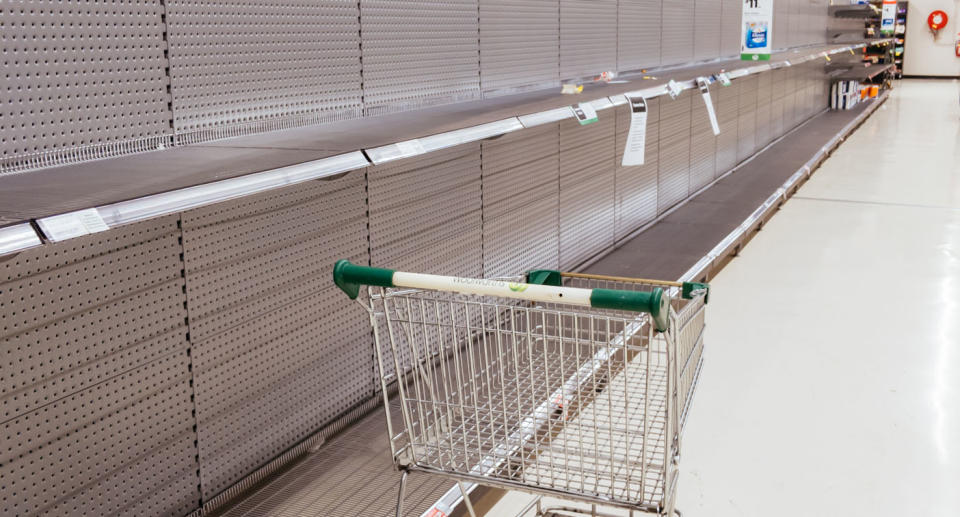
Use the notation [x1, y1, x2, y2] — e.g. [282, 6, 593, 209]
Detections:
[677, 79, 960, 515]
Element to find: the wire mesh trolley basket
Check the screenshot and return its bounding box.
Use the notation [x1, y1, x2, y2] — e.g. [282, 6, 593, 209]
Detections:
[334, 261, 709, 516]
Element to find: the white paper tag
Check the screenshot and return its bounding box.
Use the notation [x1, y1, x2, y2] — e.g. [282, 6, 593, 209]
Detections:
[38, 208, 110, 241]
[666, 80, 684, 99]
[784, 60, 792, 67]
[395, 139, 427, 156]
[717, 72, 732, 86]
[697, 78, 721, 136]
[573, 103, 599, 125]
[621, 95, 648, 166]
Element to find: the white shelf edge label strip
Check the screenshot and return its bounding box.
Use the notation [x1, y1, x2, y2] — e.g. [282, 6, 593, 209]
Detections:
[0, 223, 43, 256]
[518, 107, 576, 128]
[94, 151, 370, 228]
[367, 118, 524, 164]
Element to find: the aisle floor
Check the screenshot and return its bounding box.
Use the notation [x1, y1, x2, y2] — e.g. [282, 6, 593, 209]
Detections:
[489, 79, 960, 516]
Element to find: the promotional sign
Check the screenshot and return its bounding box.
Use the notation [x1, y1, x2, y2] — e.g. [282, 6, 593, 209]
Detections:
[741, 0, 774, 61]
[881, 0, 896, 34]
[621, 95, 648, 166]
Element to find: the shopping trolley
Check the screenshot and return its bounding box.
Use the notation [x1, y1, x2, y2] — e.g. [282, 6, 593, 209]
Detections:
[334, 260, 708, 517]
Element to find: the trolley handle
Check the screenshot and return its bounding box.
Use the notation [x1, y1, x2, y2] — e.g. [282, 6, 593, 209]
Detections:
[527, 269, 710, 303]
[333, 260, 672, 332]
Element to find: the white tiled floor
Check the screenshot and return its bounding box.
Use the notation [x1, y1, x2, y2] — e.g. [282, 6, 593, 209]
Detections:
[485, 80, 960, 516]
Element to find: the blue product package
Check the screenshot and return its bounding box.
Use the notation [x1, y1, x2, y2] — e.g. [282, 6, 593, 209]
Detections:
[745, 22, 768, 49]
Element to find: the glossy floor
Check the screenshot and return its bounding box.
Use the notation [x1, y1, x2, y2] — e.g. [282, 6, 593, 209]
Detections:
[486, 80, 960, 516]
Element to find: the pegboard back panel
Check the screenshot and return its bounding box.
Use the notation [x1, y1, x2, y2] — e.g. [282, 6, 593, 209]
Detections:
[180, 171, 372, 500]
[755, 71, 773, 148]
[694, 0, 722, 61]
[481, 123, 560, 218]
[0, 217, 199, 517]
[657, 92, 692, 214]
[737, 75, 759, 162]
[481, 122, 560, 277]
[360, 0, 481, 115]
[165, 0, 363, 144]
[483, 195, 559, 278]
[690, 94, 717, 193]
[0, 0, 172, 174]
[368, 144, 483, 379]
[480, 0, 560, 96]
[560, 0, 618, 80]
[617, 0, 661, 71]
[715, 80, 740, 175]
[368, 143, 482, 275]
[614, 98, 661, 240]
[558, 116, 615, 269]
[720, 0, 741, 57]
[774, 0, 790, 49]
[661, 0, 696, 65]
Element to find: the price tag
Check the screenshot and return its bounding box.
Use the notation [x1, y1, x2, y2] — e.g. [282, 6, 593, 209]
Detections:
[38, 208, 110, 241]
[666, 79, 684, 99]
[572, 103, 599, 125]
[716, 72, 732, 86]
[697, 78, 721, 136]
[621, 95, 648, 166]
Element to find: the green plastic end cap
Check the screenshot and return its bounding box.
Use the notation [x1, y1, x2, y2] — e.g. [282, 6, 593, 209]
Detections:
[682, 281, 710, 303]
[526, 269, 563, 286]
[590, 288, 671, 332]
[333, 259, 395, 300]
[649, 288, 671, 333]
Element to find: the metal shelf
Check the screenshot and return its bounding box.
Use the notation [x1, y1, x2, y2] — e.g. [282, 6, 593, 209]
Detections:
[0, 40, 890, 257]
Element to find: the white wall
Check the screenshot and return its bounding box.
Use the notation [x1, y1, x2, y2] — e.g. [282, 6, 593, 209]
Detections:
[903, 0, 960, 76]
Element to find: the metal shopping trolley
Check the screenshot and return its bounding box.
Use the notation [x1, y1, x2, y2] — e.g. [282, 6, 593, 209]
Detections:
[334, 261, 709, 517]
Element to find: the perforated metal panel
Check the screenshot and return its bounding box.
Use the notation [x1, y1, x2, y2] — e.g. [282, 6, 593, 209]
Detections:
[782, 67, 798, 131]
[558, 116, 616, 269]
[0, 217, 199, 517]
[720, 0, 742, 57]
[789, 0, 802, 48]
[774, 0, 789, 49]
[361, 0, 481, 114]
[769, 69, 786, 138]
[614, 98, 660, 240]
[181, 172, 372, 500]
[560, 0, 618, 79]
[369, 144, 482, 275]
[755, 72, 773, 148]
[480, 0, 560, 96]
[0, 0, 171, 174]
[661, 0, 696, 65]
[482, 124, 560, 276]
[369, 144, 483, 378]
[737, 75, 758, 162]
[694, 0, 722, 60]
[690, 93, 717, 192]
[618, 0, 662, 71]
[657, 92, 692, 214]
[715, 81, 740, 174]
[165, 1, 362, 143]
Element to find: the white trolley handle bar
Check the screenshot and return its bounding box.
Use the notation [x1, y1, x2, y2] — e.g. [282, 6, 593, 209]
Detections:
[333, 260, 670, 332]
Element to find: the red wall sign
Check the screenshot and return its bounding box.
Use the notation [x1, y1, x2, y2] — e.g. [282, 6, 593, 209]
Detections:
[928, 10, 949, 31]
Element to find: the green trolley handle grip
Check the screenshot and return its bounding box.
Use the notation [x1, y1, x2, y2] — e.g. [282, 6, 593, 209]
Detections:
[333, 260, 671, 332]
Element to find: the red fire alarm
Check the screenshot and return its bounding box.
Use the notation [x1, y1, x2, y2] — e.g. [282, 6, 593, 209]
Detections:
[928, 10, 949, 31]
